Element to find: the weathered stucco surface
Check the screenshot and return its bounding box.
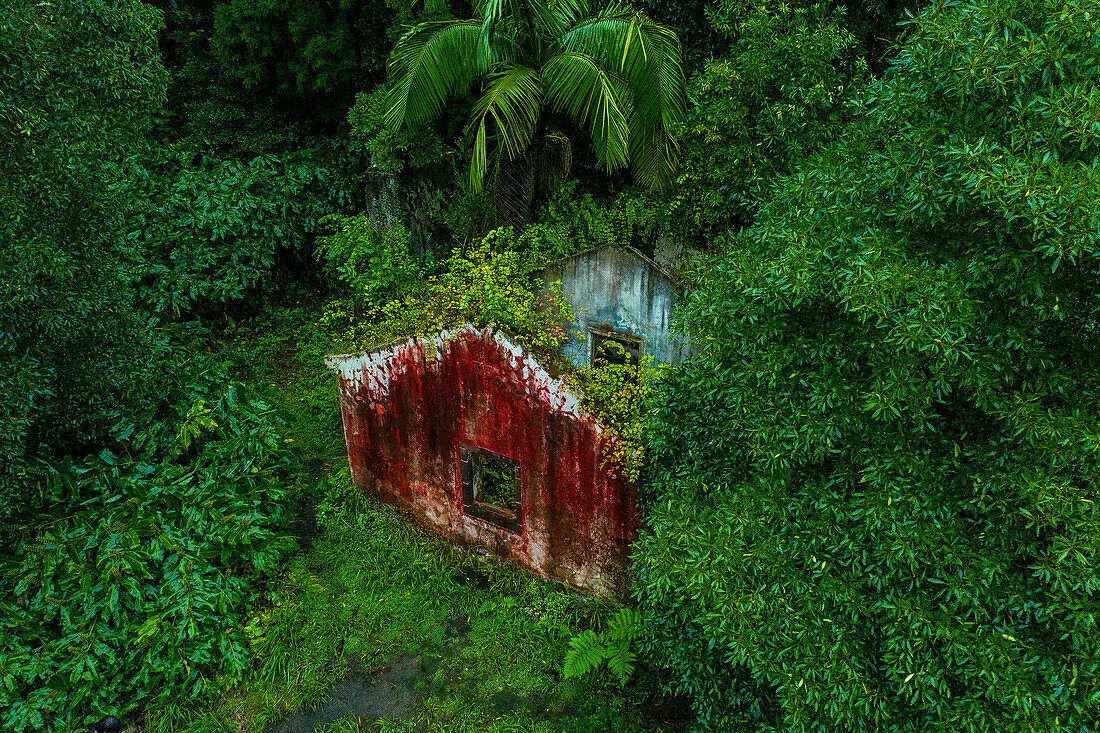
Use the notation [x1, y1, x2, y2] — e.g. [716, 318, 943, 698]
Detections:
[541, 245, 690, 369]
[325, 325, 637, 596]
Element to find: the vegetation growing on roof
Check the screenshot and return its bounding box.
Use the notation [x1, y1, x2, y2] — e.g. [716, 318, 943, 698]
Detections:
[3, 0, 1098, 729]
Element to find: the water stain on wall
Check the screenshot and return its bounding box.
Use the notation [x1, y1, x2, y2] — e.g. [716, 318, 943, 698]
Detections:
[327, 325, 637, 596]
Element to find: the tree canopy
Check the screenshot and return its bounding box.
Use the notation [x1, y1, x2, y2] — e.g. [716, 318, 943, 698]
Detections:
[0, 0, 167, 492]
[634, 0, 1100, 729]
[384, 0, 688, 225]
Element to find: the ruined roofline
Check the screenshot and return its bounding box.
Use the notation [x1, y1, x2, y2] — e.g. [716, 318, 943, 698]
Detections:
[323, 323, 625, 434]
[540, 243, 686, 289]
[323, 323, 559, 375]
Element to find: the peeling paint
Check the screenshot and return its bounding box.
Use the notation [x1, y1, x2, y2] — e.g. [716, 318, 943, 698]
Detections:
[326, 325, 637, 596]
[541, 244, 691, 369]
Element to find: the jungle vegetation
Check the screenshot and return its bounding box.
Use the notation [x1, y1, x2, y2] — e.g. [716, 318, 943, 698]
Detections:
[1, 0, 1097, 731]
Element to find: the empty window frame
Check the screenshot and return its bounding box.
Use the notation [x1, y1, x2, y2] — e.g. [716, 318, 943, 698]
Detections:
[459, 445, 521, 532]
[590, 329, 642, 368]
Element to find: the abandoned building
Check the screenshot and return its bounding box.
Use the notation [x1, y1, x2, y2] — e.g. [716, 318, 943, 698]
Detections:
[541, 244, 690, 370]
[326, 325, 637, 596]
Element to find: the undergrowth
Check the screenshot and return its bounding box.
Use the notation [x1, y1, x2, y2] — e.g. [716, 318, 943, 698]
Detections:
[163, 468, 668, 732]
[2, 345, 298, 733]
[143, 302, 678, 732]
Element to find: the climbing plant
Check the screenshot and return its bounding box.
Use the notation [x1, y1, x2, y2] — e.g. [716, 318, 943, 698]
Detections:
[324, 230, 573, 355]
[567, 350, 665, 483]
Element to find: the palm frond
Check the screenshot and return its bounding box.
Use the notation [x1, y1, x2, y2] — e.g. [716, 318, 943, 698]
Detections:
[465, 64, 544, 192]
[477, 0, 561, 50]
[541, 52, 632, 174]
[476, 0, 522, 24]
[627, 40, 686, 190]
[476, 0, 512, 67]
[556, 7, 687, 188]
[525, 0, 570, 40]
[548, 0, 591, 29]
[386, 20, 485, 133]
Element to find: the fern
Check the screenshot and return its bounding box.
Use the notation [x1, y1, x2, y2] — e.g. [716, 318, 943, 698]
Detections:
[562, 608, 643, 686]
[563, 629, 608, 679]
[607, 607, 642, 642]
[606, 648, 636, 687]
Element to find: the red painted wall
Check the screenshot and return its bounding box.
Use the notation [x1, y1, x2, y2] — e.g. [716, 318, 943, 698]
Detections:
[327, 326, 637, 596]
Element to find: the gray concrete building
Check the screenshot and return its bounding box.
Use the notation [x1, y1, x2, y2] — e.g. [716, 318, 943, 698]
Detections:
[541, 245, 690, 370]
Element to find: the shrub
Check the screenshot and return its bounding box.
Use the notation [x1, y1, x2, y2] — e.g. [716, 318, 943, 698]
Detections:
[634, 1, 1100, 730]
[0, 0, 167, 493]
[327, 230, 573, 355]
[317, 214, 421, 300]
[523, 183, 663, 261]
[115, 145, 352, 318]
[1, 365, 297, 733]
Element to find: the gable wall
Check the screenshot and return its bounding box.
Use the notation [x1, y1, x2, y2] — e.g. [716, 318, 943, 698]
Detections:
[542, 246, 689, 368]
[327, 326, 636, 596]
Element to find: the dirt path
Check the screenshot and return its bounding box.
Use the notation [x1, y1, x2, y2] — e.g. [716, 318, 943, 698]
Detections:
[263, 616, 471, 732]
[262, 653, 428, 733]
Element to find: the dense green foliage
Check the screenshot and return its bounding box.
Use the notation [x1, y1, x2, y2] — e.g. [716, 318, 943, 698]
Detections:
[210, 0, 402, 119]
[384, 0, 688, 227]
[669, 3, 869, 245]
[118, 145, 351, 317]
[317, 214, 423, 301]
[6, 0, 1100, 728]
[0, 1, 341, 730]
[1, 359, 296, 733]
[0, 0, 167, 489]
[320, 227, 573, 353]
[635, 0, 1100, 729]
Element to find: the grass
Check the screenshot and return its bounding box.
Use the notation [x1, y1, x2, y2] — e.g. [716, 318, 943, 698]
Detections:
[234, 470, 655, 732]
[148, 297, 678, 733]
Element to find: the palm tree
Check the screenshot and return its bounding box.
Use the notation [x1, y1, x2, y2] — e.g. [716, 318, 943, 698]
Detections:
[384, 0, 687, 227]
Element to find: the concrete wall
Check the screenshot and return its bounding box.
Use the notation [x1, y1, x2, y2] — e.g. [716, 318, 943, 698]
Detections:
[541, 245, 689, 369]
[326, 325, 637, 596]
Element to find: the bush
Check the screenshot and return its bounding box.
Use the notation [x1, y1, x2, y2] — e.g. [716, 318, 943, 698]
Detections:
[209, 0, 399, 119]
[325, 230, 573, 355]
[317, 213, 421, 300]
[634, 1, 1100, 730]
[1, 363, 297, 733]
[523, 183, 663, 260]
[115, 144, 353, 318]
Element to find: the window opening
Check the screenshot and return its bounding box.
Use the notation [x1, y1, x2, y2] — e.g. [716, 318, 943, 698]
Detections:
[460, 445, 521, 532]
[591, 331, 642, 368]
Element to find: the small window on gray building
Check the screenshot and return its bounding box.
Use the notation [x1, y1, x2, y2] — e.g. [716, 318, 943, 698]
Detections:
[460, 445, 521, 532]
[591, 330, 642, 368]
